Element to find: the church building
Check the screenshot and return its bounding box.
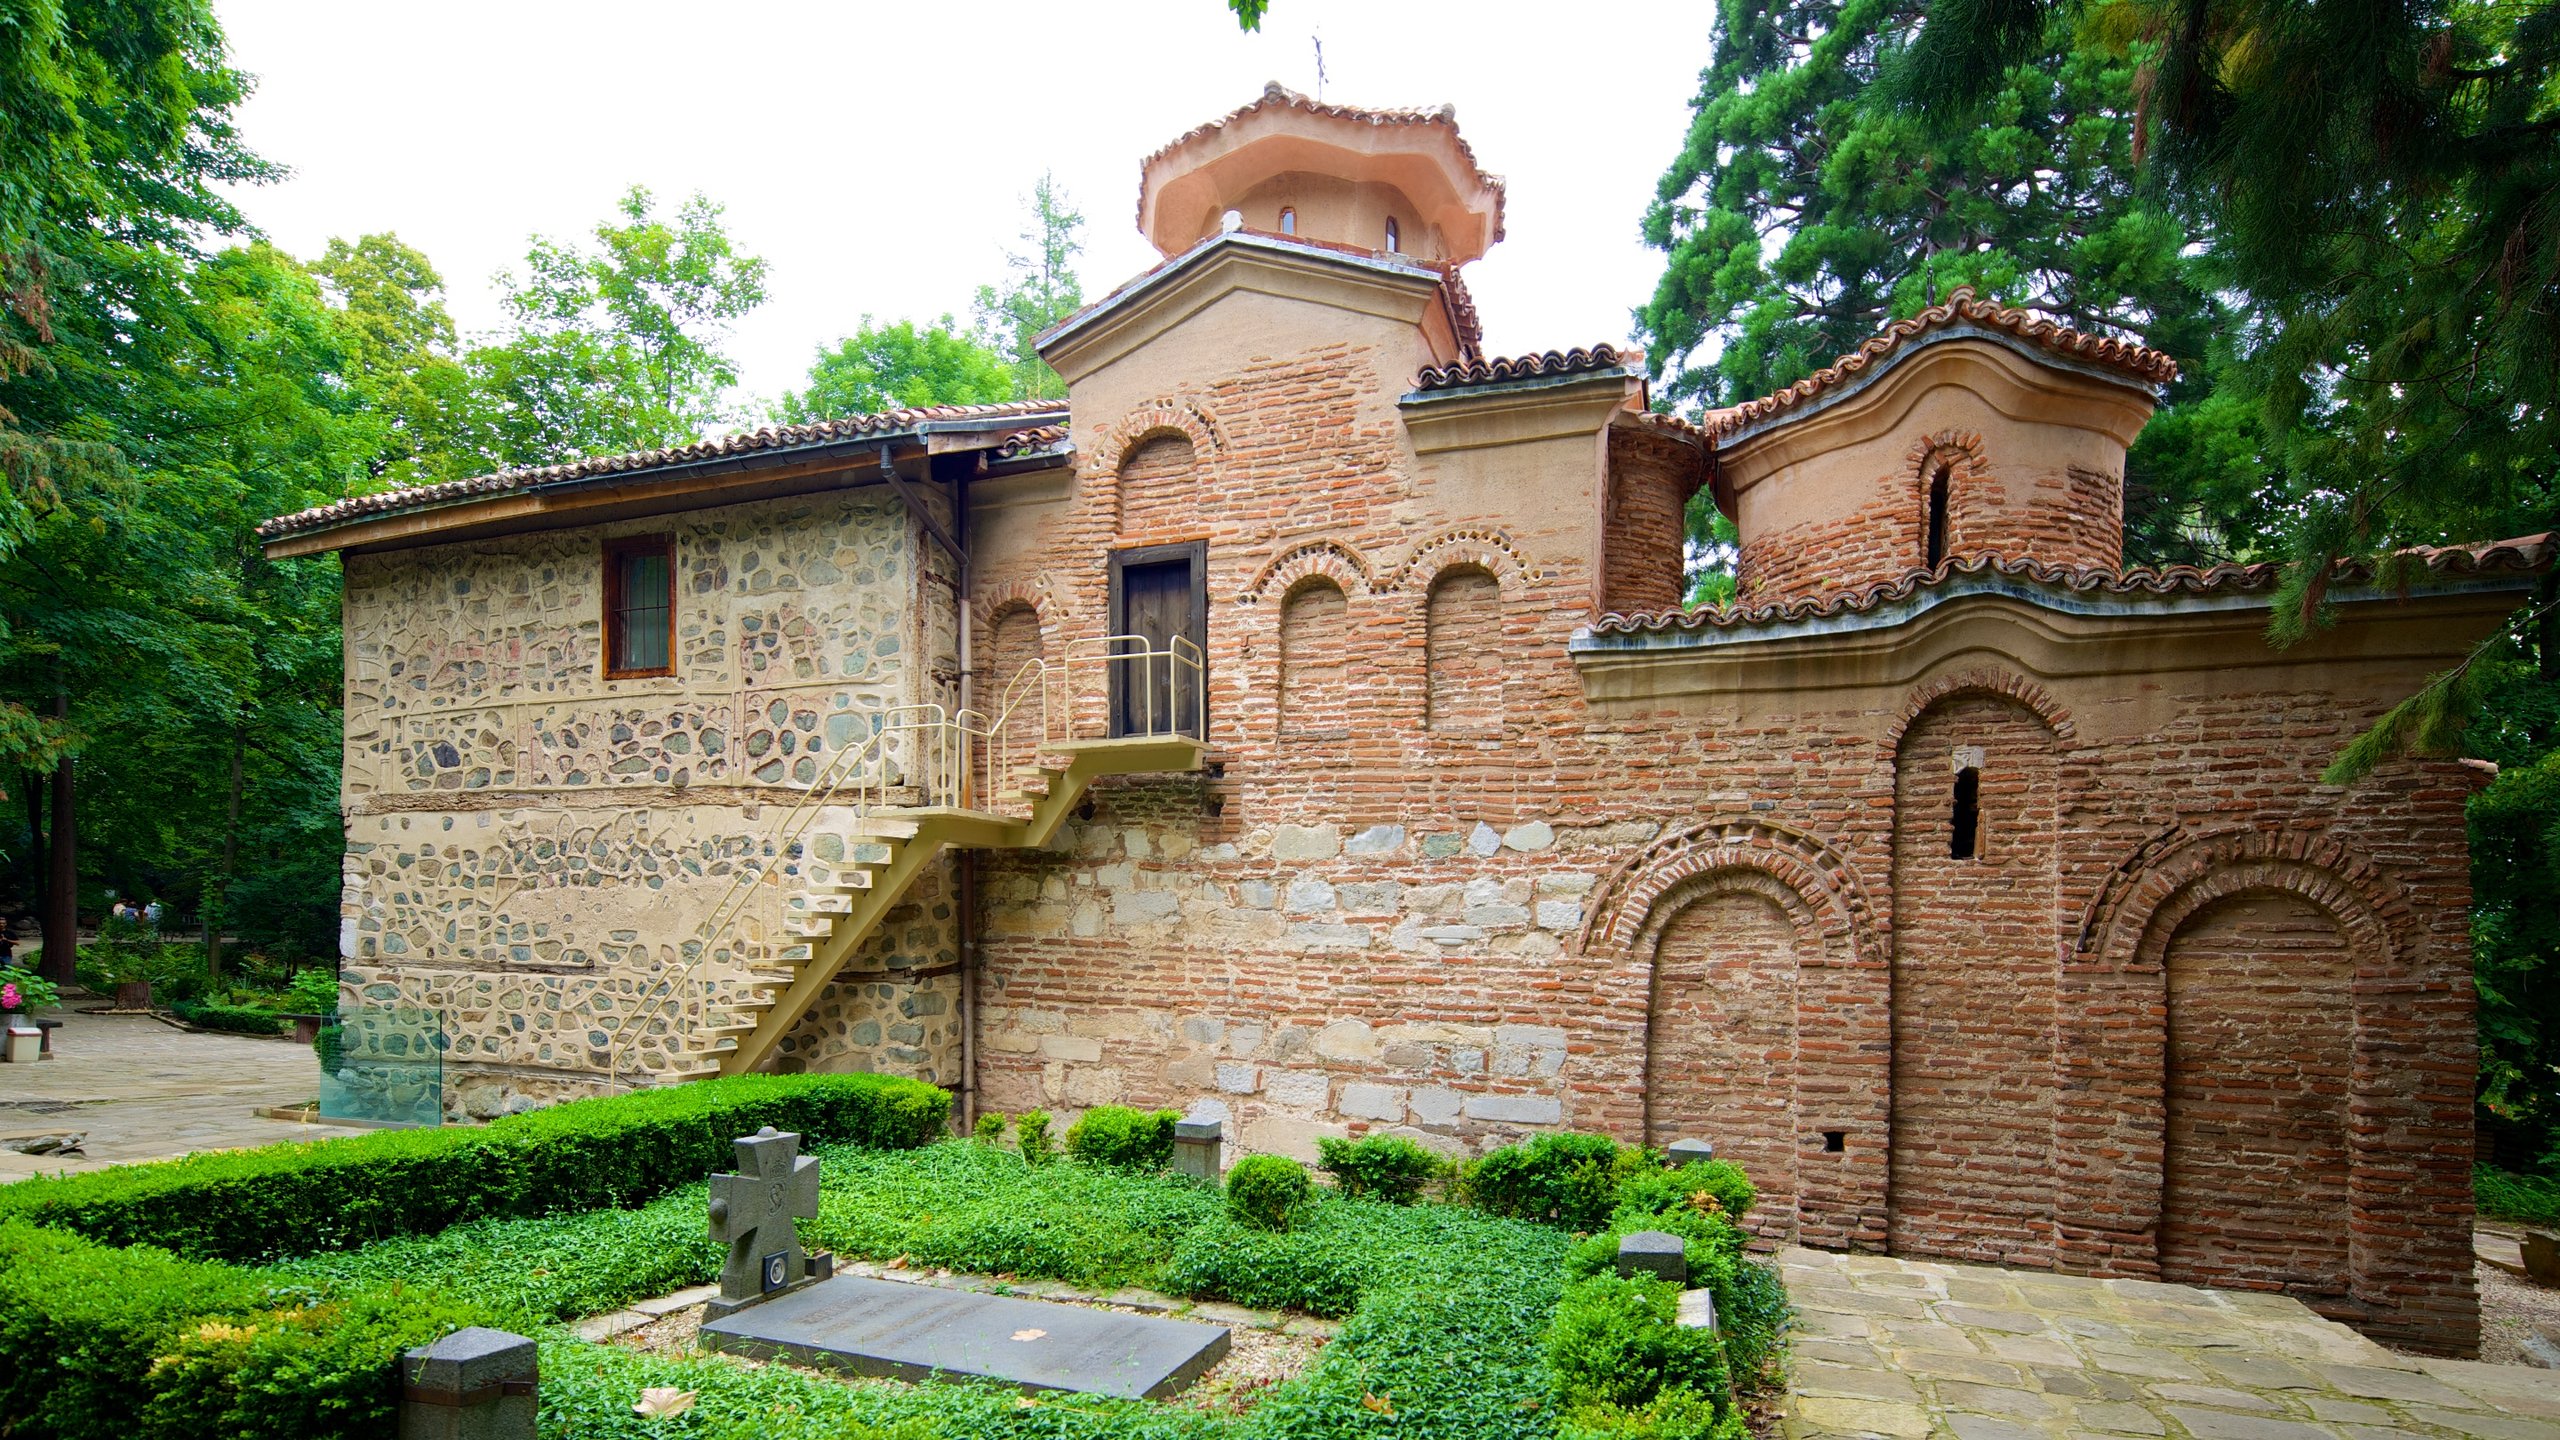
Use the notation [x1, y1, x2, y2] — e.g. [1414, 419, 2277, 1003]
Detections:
[262, 85, 2549, 1355]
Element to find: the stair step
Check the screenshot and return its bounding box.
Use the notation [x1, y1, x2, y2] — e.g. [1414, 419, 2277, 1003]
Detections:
[663, 1058, 723, 1079]
[844, 818, 920, 841]
[796, 893, 855, 914]
[810, 870, 876, 891]
[784, 916, 837, 937]
[767, 942, 814, 962]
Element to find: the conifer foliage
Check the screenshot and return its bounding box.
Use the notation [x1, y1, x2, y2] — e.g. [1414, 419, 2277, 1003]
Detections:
[1635, 0, 2250, 581]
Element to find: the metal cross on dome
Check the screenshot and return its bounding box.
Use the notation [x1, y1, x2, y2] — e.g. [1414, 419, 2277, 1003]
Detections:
[707, 1126, 821, 1310]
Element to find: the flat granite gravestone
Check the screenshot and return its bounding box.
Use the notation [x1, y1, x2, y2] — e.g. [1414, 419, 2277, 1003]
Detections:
[699, 1276, 1232, 1400]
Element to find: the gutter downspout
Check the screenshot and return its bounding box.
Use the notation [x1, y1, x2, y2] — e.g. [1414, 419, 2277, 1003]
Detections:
[953, 463, 979, 1135]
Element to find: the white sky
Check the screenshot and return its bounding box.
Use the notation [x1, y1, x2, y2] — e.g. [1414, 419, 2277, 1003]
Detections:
[211, 0, 1712, 415]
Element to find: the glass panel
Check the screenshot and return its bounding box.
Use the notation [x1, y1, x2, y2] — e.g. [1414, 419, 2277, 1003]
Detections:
[616, 551, 671, 671]
[317, 1004, 446, 1127]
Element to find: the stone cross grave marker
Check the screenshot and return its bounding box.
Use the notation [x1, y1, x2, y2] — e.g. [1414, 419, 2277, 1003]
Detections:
[705, 1126, 823, 1320]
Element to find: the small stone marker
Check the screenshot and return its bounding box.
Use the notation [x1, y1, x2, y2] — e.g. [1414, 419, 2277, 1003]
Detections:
[1172, 1115, 1223, 1181]
[699, 1275, 1231, 1399]
[705, 1126, 827, 1321]
[2524, 1231, 2560, 1287]
[397, 1325, 536, 1440]
[1665, 1138, 1714, 1166]
[1675, 1287, 1717, 1332]
[1616, 1230, 1687, 1285]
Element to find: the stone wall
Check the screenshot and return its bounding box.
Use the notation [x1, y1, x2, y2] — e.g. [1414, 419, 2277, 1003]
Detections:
[335, 488, 960, 1114]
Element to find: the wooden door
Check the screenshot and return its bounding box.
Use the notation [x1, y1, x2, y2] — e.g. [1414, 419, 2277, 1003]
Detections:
[1108, 542, 1205, 737]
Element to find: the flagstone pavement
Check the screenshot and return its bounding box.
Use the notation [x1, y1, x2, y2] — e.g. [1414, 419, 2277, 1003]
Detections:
[0, 1007, 365, 1180]
[1780, 1246, 2559, 1440]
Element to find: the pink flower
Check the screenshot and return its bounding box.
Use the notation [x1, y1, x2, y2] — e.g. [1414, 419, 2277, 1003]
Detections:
[1, 983, 18, 1012]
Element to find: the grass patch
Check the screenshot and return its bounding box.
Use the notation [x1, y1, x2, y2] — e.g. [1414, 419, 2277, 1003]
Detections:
[2477, 1163, 2560, 1227]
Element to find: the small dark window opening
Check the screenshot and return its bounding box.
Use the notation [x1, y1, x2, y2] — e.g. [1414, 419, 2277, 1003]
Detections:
[1950, 765, 1982, 859]
[1924, 462, 1952, 570]
[1383, 217, 1400, 253]
[1278, 206, 1297, 235]
[603, 535, 675, 678]
[1822, 1130, 1846, 1153]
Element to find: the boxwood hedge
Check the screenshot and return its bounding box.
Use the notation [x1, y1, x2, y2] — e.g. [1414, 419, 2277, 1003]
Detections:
[0, 1071, 950, 1262]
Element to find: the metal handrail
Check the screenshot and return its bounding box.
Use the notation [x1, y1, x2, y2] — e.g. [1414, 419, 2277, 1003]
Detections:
[606, 634, 1204, 1083]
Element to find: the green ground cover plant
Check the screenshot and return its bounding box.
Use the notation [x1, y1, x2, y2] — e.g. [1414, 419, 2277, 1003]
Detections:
[0, 1071, 948, 1261]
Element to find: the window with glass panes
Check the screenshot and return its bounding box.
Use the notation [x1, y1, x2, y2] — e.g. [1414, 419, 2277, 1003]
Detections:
[603, 536, 675, 677]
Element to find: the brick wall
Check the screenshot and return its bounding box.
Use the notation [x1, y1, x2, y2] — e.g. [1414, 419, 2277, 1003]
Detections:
[954, 277, 2486, 1353]
[1888, 696, 2062, 1268]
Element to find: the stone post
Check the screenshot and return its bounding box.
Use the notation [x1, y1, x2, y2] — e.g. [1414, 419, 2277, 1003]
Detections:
[1615, 1230, 1687, 1285]
[1172, 1116, 1223, 1181]
[398, 1326, 537, 1440]
[1665, 1138, 1714, 1167]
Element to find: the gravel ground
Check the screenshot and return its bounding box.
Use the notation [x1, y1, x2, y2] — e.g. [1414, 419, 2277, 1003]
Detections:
[604, 1289, 1325, 1414]
[2476, 1258, 2560, 1367]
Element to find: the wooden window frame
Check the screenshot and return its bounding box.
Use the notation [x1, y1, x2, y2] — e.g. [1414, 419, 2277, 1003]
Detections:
[1105, 540, 1208, 738]
[601, 534, 677, 680]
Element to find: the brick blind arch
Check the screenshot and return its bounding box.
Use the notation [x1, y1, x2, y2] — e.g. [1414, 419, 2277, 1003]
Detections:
[1887, 690, 2063, 1266]
[1277, 577, 1350, 742]
[1424, 566, 1503, 734]
[1116, 432, 1197, 538]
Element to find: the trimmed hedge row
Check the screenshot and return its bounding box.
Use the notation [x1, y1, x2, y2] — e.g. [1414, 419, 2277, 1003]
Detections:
[0, 1071, 950, 1263]
[173, 1002, 288, 1036]
[0, 1221, 478, 1440]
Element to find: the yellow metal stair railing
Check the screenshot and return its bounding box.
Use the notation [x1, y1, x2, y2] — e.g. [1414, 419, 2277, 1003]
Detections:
[609, 636, 1205, 1084]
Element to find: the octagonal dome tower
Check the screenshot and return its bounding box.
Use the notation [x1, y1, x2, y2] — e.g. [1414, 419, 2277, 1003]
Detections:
[1137, 82, 1507, 264]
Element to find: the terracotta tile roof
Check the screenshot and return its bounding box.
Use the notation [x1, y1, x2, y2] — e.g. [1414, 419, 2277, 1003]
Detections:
[994, 424, 1070, 460]
[1704, 287, 2181, 442]
[1413, 344, 1637, 393]
[1422, 259, 1484, 361]
[1138, 82, 1508, 243]
[1036, 227, 1477, 360]
[259, 400, 1065, 541]
[1587, 533, 2557, 636]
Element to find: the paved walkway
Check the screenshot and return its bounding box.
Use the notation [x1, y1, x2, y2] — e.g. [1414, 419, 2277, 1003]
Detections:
[0, 1008, 365, 1179]
[1781, 1247, 2560, 1440]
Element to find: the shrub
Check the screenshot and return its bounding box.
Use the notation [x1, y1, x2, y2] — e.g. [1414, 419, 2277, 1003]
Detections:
[0, 966, 61, 1012]
[1064, 1105, 1179, 1170]
[1464, 1131, 1649, 1230]
[1015, 1108, 1054, 1166]
[973, 1110, 1006, 1143]
[1316, 1133, 1445, 1204]
[1561, 1388, 1742, 1440]
[1226, 1154, 1316, 1232]
[282, 967, 338, 1017]
[1546, 1271, 1728, 1409]
[1615, 1159, 1757, 1223]
[0, 1071, 950, 1263]
[176, 1002, 287, 1037]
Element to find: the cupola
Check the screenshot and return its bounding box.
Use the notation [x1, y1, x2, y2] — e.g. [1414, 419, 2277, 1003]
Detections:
[1136, 82, 1507, 264]
[1705, 291, 2177, 605]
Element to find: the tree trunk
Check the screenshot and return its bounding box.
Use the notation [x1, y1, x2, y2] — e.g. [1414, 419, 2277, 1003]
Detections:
[21, 772, 41, 970]
[41, 691, 74, 987]
[206, 723, 244, 984]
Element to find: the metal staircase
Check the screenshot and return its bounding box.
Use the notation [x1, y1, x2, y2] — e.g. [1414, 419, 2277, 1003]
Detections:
[611, 637, 1205, 1083]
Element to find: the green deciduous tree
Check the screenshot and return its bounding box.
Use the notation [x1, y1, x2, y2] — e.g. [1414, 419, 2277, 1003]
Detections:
[466, 186, 770, 469]
[972, 174, 1086, 401]
[306, 234, 484, 486]
[772, 316, 1017, 423]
